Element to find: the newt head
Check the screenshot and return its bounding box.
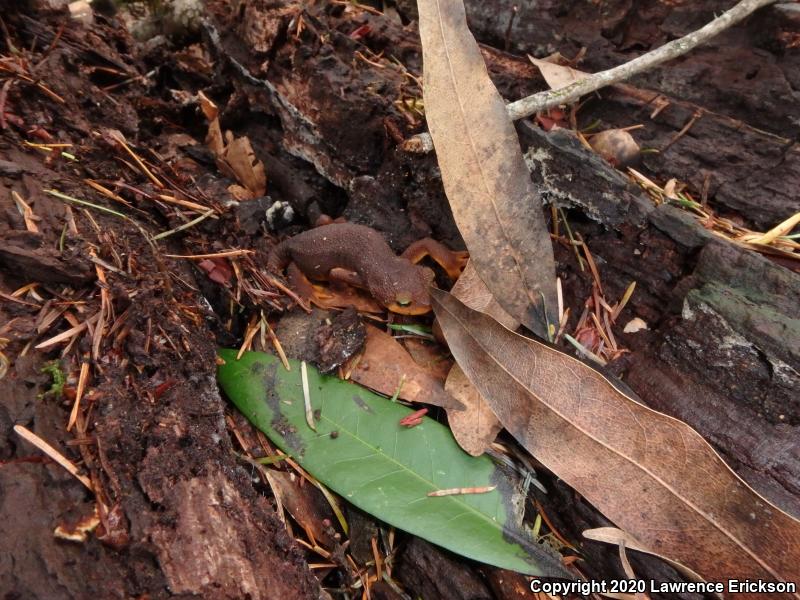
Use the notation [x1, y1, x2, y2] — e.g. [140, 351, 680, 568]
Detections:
[372, 262, 436, 315]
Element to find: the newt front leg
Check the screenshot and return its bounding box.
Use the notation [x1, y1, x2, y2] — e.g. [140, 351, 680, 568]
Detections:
[401, 238, 469, 280]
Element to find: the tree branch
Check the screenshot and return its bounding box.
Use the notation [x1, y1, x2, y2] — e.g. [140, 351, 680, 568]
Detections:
[404, 0, 779, 153]
[506, 0, 779, 121]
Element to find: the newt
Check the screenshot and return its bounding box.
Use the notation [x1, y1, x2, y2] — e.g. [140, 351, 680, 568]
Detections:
[268, 223, 467, 315]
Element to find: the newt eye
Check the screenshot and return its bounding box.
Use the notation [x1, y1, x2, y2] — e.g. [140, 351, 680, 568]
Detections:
[395, 293, 412, 306]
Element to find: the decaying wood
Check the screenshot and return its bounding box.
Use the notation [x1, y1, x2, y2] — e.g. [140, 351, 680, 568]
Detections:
[444, 262, 516, 456]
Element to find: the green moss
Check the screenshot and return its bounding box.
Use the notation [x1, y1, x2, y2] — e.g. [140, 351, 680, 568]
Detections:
[39, 360, 66, 400]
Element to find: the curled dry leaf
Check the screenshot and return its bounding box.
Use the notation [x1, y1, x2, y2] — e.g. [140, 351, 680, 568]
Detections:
[198, 92, 224, 155]
[583, 527, 717, 596]
[198, 91, 266, 199]
[589, 129, 641, 169]
[419, 0, 557, 338]
[220, 132, 267, 199]
[266, 470, 337, 548]
[431, 288, 800, 596]
[351, 325, 463, 411]
[528, 56, 589, 91]
[445, 262, 515, 455]
[445, 363, 502, 456]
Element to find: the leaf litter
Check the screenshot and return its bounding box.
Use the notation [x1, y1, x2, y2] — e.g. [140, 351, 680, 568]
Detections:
[5, 0, 798, 595]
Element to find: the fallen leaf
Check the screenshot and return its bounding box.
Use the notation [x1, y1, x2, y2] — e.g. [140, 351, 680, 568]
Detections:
[419, 0, 557, 338]
[445, 363, 503, 456]
[198, 92, 266, 198]
[11, 191, 39, 233]
[528, 56, 589, 91]
[351, 325, 462, 411]
[402, 337, 452, 382]
[431, 288, 800, 594]
[583, 527, 717, 595]
[445, 262, 515, 455]
[219, 132, 267, 198]
[450, 262, 518, 330]
[623, 317, 648, 333]
[218, 350, 569, 577]
[267, 470, 337, 547]
[198, 92, 224, 155]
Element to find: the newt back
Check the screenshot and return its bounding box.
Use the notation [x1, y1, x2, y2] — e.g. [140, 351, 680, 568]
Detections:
[268, 223, 435, 314]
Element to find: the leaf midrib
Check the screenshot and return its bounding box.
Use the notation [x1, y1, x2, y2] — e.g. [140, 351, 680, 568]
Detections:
[312, 392, 534, 554]
[430, 0, 539, 310]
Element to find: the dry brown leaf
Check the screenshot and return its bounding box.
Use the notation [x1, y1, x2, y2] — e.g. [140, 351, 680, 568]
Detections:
[11, 190, 39, 233]
[198, 92, 225, 155]
[445, 262, 516, 455]
[431, 288, 800, 596]
[445, 363, 503, 456]
[204, 113, 225, 157]
[350, 325, 462, 411]
[219, 133, 267, 198]
[528, 56, 589, 91]
[267, 470, 336, 548]
[402, 338, 452, 382]
[197, 91, 218, 121]
[419, 0, 557, 338]
[583, 527, 718, 596]
[198, 92, 266, 198]
[450, 262, 518, 330]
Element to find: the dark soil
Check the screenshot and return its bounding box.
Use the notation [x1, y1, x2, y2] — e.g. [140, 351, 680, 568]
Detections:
[1, 1, 797, 599]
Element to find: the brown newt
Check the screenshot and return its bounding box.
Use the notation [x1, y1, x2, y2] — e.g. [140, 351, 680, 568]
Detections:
[268, 223, 467, 315]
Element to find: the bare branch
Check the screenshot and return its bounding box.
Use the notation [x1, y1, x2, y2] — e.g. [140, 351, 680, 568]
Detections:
[507, 0, 779, 119]
[404, 0, 779, 153]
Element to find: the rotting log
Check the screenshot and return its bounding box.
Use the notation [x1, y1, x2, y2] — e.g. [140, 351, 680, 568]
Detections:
[207, 0, 800, 517]
[0, 6, 323, 598]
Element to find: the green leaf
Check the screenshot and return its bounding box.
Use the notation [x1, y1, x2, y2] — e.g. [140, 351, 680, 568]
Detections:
[388, 323, 435, 338]
[217, 349, 567, 577]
